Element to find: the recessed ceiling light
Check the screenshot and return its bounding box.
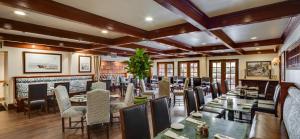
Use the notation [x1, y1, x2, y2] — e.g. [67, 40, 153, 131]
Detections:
[101, 30, 108, 34]
[31, 45, 36, 48]
[145, 16, 153, 22]
[14, 10, 26, 16]
[256, 47, 260, 50]
[201, 43, 207, 45]
[251, 37, 257, 40]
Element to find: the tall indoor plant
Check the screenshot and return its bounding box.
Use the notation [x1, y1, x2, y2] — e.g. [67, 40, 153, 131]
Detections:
[126, 49, 152, 96]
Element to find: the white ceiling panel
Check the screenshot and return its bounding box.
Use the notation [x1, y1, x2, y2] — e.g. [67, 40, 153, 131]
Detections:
[223, 18, 289, 43]
[242, 45, 277, 51]
[210, 49, 236, 53]
[169, 32, 221, 47]
[0, 4, 125, 39]
[109, 46, 136, 52]
[53, 0, 186, 31]
[136, 41, 176, 50]
[190, 0, 286, 17]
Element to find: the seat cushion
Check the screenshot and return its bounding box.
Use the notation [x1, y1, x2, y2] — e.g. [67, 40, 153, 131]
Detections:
[203, 106, 225, 115]
[24, 99, 46, 106]
[258, 103, 274, 109]
[258, 100, 274, 105]
[62, 106, 86, 118]
[110, 102, 126, 113]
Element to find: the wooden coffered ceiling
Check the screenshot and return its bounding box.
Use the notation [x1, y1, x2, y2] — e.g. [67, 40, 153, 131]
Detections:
[0, 0, 299, 58]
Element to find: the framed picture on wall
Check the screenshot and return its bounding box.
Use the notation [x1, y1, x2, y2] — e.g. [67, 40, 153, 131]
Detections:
[23, 52, 62, 73]
[79, 55, 92, 73]
[246, 61, 271, 77]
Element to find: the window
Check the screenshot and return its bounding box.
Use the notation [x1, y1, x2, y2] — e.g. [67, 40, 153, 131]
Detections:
[157, 62, 174, 77]
[178, 61, 199, 77]
[209, 59, 238, 92]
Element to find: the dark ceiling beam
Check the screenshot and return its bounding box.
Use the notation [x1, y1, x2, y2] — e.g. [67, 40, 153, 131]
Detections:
[193, 45, 228, 52]
[235, 38, 283, 48]
[3, 41, 79, 52]
[155, 38, 193, 51]
[95, 48, 135, 55]
[154, 0, 243, 54]
[0, 18, 111, 45]
[209, 1, 300, 29]
[154, 0, 209, 30]
[148, 23, 200, 39]
[0, 0, 148, 38]
[0, 32, 96, 49]
[209, 29, 243, 54]
[162, 49, 188, 54]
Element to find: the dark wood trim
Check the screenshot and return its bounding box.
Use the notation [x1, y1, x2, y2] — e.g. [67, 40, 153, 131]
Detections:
[78, 55, 92, 73]
[157, 62, 174, 77]
[210, 29, 243, 54]
[178, 60, 200, 77]
[0, 0, 148, 38]
[234, 38, 284, 49]
[14, 74, 95, 79]
[0, 18, 111, 45]
[209, 1, 300, 29]
[22, 51, 62, 74]
[0, 32, 96, 49]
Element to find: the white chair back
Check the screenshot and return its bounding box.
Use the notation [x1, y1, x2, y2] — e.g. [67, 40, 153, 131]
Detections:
[54, 86, 71, 116]
[91, 81, 106, 90]
[159, 78, 170, 97]
[140, 79, 147, 92]
[183, 78, 189, 90]
[86, 89, 110, 125]
[124, 83, 134, 106]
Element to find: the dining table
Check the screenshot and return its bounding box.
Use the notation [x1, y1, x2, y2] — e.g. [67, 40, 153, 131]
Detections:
[70, 94, 120, 104]
[205, 96, 257, 122]
[154, 115, 250, 139]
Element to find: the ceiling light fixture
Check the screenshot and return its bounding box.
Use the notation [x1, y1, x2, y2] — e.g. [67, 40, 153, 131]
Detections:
[14, 10, 26, 16]
[251, 36, 257, 40]
[201, 43, 207, 45]
[256, 47, 260, 50]
[101, 30, 108, 34]
[145, 16, 153, 22]
[31, 45, 36, 48]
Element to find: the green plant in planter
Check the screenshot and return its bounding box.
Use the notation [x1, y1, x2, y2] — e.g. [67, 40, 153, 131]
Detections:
[126, 48, 152, 79]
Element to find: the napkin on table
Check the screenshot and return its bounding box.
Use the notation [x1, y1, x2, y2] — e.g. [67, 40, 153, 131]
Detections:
[164, 130, 189, 139]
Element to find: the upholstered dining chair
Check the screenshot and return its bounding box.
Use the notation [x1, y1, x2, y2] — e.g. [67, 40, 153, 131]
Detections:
[54, 86, 86, 133]
[110, 83, 134, 123]
[86, 80, 96, 92]
[184, 90, 220, 118]
[91, 81, 107, 90]
[140, 79, 156, 99]
[24, 83, 48, 118]
[259, 81, 270, 99]
[86, 89, 110, 139]
[194, 87, 225, 118]
[253, 84, 281, 117]
[224, 80, 230, 93]
[150, 97, 170, 136]
[120, 103, 151, 139]
[158, 78, 171, 97]
[54, 82, 70, 93]
[173, 78, 189, 106]
[211, 82, 219, 99]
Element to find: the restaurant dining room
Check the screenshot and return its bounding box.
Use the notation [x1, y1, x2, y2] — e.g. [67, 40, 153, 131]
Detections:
[0, 0, 300, 139]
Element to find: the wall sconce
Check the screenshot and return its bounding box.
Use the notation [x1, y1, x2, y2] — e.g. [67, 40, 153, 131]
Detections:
[272, 57, 280, 66]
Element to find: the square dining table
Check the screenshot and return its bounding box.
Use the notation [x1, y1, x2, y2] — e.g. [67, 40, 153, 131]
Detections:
[154, 116, 250, 139]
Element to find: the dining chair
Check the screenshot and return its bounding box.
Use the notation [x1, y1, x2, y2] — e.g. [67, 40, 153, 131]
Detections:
[24, 83, 48, 118]
[173, 78, 189, 106]
[91, 81, 107, 90]
[54, 86, 86, 133]
[120, 103, 151, 139]
[224, 80, 230, 93]
[54, 82, 70, 93]
[216, 81, 222, 96]
[150, 97, 170, 136]
[211, 82, 219, 99]
[259, 81, 270, 99]
[110, 83, 134, 123]
[193, 77, 201, 87]
[151, 75, 158, 84]
[140, 79, 156, 99]
[158, 78, 170, 98]
[86, 89, 110, 139]
[86, 80, 96, 92]
[194, 87, 225, 118]
[253, 84, 281, 117]
[184, 90, 220, 118]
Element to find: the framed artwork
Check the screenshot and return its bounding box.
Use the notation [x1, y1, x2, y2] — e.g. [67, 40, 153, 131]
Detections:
[79, 56, 92, 73]
[246, 61, 271, 77]
[23, 52, 62, 73]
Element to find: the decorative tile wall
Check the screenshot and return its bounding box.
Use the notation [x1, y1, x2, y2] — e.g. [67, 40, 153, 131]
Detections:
[15, 75, 93, 98]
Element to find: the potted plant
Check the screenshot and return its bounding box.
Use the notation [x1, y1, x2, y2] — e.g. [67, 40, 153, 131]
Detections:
[126, 48, 152, 96]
